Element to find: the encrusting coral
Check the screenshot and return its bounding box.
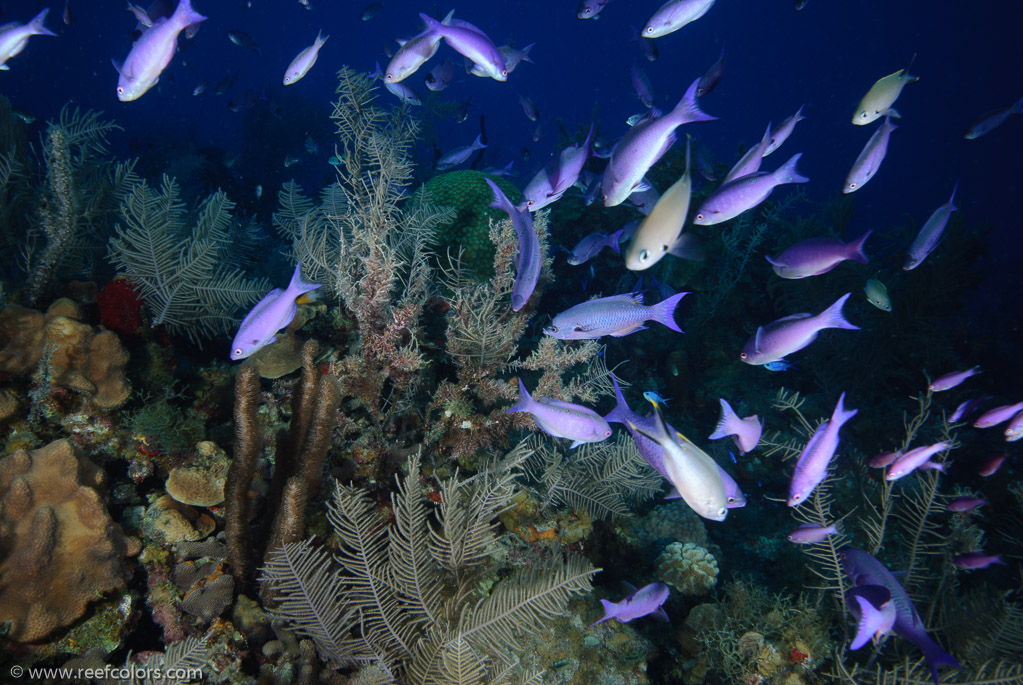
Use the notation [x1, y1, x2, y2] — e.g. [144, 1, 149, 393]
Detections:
[165, 441, 229, 507]
[655, 542, 719, 596]
[0, 439, 140, 642]
[0, 299, 131, 409]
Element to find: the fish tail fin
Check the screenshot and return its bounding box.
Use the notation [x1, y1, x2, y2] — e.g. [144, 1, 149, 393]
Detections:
[672, 78, 718, 125]
[419, 12, 443, 32]
[609, 228, 624, 254]
[795, 103, 806, 121]
[775, 153, 810, 184]
[947, 180, 959, 210]
[1012, 96, 1023, 114]
[316, 30, 330, 46]
[31, 8, 57, 36]
[520, 43, 535, 63]
[591, 599, 617, 625]
[832, 392, 859, 426]
[473, 133, 487, 150]
[849, 230, 872, 264]
[174, 0, 207, 25]
[486, 179, 515, 215]
[506, 378, 535, 414]
[287, 262, 322, 296]
[603, 374, 632, 425]
[651, 292, 688, 333]
[917, 634, 960, 685]
[709, 399, 740, 440]
[822, 293, 859, 330]
[669, 233, 704, 261]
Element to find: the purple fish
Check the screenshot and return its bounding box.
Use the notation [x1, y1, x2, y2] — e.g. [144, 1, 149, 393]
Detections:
[520, 125, 593, 212]
[788, 393, 857, 506]
[978, 454, 1006, 476]
[717, 464, 746, 508]
[419, 12, 506, 81]
[436, 134, 486, 170]
[593, 582, 669, 624]
[696, 43, 725, 97]
[496, 44, 534, 75]
[577, 0, 612, 20]
[868, 450, 901, 468]
[954, 552, 1006, 569]
[764, 105, 806, 156]
[904, 181, 960, 271]
[707, 398, 761, 455]
[843, 115, 897, 193]
[0, 8, 57, 70]
[603, 78, 716, 207]
[841, 548, 960, 684]
[767, 231, 871, 279]
[631, 62, 654, 108]
[544, 292, 687, 339]
[605, 375, 671, 481]
[424, 59, 454, 91]
[947, 497, 985, 512]
[928, 366, 980, 392]
[950, 395, 989, 422]
[568, 229, 624, 266]
[385, 13, 448, 84]
[722, 123, 772, 184]
[974, 401, 1023, 429]
[964, 97, 1023, 139]
[486, 180, 539, 311]
[642, 0, 716, 39]
[787, 522, 839, 544]
[231, 263, 320, 360]
[1005, 412, 1023, 442]
[846, 585, 896, 650]
[740, 293, 859, 366]
[507, 378, 612, 448]
[885, 442, 950, 481]
[693, 153, 809, 226]
[114, 0, 207, 101]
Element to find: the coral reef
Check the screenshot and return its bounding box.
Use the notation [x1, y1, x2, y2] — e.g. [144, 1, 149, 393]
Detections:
[142, 494, 216, 544]
[0, 439, 139, 642]
[655, 542, 719, 596]
[165, 441, 229, 507]
[0, 299, 131, 409]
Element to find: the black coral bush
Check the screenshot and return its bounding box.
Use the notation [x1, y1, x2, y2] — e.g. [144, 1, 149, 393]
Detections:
[259, 443, 599, 684]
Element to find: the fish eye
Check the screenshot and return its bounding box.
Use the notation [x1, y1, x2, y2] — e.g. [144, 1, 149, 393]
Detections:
[739, 351, 747, 359]
[233, 348, 243, 356]
[792, 493, 802, 502]
[502, 70, 508, 77]
[861, 112, 868, 118]
[695, 213, 704, 221]
[645, 26, 654, 34]
[660, 244, 669, 253]
[117, 86, 124, 96]
[718, 507, 727, 517]
[582, 8, 591, 14]
[639, 249, 649, 261]
[849, 182, 857, 189]
[604, 430, 612, 437]
[527, 199, 534, 206]
[548, 326, 558, 333]
[727, 497, 736, 504]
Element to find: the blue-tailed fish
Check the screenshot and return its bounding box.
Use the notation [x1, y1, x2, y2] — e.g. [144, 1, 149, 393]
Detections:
[642, 0, 716, 39]
[486, 180, 539, 311]
[852, 66, 918, 125]
[593, 582, 670, 624]
[764, 105, 805, 156]
[627, 400, 728, 521]
[506, 378, 611, 448]
[740, 293, 858, 365]
[283, 30, 328, 85]
[544, 291, 687, 339]
[114, 0, 207, 101]
[843, 116, 897, 193]
[0, 8, 57, 70]
[693, 153, 808, 226]
[964, 97, 1023, 139]
[904, 182, 958, 270]
[230, 263, 320, 360]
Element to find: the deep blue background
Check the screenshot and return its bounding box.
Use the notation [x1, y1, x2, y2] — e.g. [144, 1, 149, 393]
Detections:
[3, 0, 1022, 280]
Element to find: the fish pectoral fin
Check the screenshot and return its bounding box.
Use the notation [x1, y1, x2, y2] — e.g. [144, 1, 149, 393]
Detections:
[884, 107, 902, 119]
[0, 65, 8, 71]
[652, 607, 670, 622]
[611, 323, 646, 336]
[111, 58, 125, 75]
[569, 440, 584, 449]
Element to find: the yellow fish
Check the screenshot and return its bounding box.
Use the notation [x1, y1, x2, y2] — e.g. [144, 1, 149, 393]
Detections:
[853, 68, 918, 125]
[864, 278, 892, 312]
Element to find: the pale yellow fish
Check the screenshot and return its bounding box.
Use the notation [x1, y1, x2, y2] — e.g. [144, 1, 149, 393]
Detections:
[852, 69, 918, 125]
[626, 137, 693, 271]
[864, 278, 892, 311]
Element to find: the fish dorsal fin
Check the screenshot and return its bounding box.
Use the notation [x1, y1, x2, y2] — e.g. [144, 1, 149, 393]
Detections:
[621, 581, 638, 595]
[774, 312, 813, 324]
[754, 326, 764, 354]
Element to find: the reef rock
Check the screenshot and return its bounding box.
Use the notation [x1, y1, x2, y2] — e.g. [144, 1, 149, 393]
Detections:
[0, 439, 140, 642]
[165, 441, 229, 507]
[655, 541, 719, 596]
[0, 300, 131, 409]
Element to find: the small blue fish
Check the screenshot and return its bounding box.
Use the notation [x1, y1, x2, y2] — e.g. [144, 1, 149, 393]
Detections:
[593, 582, 670, 624]
[230, 263, 320, 360]
[764, 360, 798, 372]
[643, 391, 671, 408]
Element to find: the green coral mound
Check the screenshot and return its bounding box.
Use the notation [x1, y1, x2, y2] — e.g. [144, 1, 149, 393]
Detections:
[415, 171, 521, 279]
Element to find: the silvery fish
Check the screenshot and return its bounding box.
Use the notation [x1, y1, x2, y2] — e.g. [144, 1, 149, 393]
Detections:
[436, 134, 486, 170]
[567, 229, 623, 266]
[577, 0, 613, 20]
[283, 30, 328, 86]
[628, 401, 729, 521]
[841, 548, 960, 684]
[696, 43, 725, 96]
[788, 392, 857, 505]
[884, 442, 950, 481]
[973, 402, 1023, 429]
[626, 137, 693, 271]
[419, 12, 507, 81]
[904, 182, 958, 270]
[230, 263, 321, 360]
[384, 10, 453, 83]
[764, 105, 805, 156]
[864, 278, 892, 311]
[852, 67, 918, 125]
[0, 8, 57, 70]
[707, 398, 762, 455]
[642, 0, 716, 39]
[928, 366, 980, 392]
[1005, 411, 1023, 442]
[518, 94, 539, 122]
[602, 78, 715, 207]
[767, 230, 871, 279]
[964, 97, 1023, 139]
[497, 43, 534, 75]
[507, 378, 611, 448]
[519, 125, 592, 212]
[486, 179, 539, 311]
[740, 293, 859, 365]
[593, 582, 669, 624]
[114, 0, 207, 101]
[722, 123, 772, 184]
[787, 522, 839, 544]
[846, 585, 896, 650]
[544, 291, 687, 339]
[843, 116, 897, 193]
[631, 62, 654, 108]
[424, 59, 454, 91]
[693, 153, 808, 226]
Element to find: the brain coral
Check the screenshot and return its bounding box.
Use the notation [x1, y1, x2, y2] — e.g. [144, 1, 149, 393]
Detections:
[0, 439, 140, 642]
[415, 170, 521, 279]
[655, 541, 719, 596]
